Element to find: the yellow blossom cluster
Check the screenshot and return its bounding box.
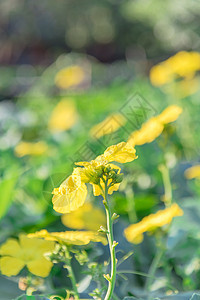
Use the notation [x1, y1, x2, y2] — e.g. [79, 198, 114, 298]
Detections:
[128, 105, 182, 146]
[150, 51, 200, 87]
[124, 204, 183, 244]
[52, 141, 137, 214]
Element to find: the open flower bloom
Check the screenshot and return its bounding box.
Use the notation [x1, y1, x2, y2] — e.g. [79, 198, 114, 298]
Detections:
[14, 141, 48, 157]
[184, 165, 200, 179]
[128, 105, 182, 146]
[61, 203, 106, 231]
[0, 235, 55, 277]
[124, 204, 183, 244]
[90, 113, 126, 139]
[28, 229, 107, 246]
[55, 65, 85, 89]
[52, 141, 137, 214]
[48, 99, 78, 132]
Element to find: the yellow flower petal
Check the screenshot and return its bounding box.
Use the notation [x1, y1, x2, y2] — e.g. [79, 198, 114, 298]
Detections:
[0, 256, 25, 276]
[0, 239, 21, 257]
[184, 165, 200, 179]
[52, 173, 87, 214]
[48, 99, 78, 132]
[124, 204, 183, 244]
[61, 203, 106, 231]
[29, 229, 107, 246]
[90, 113, 126, 139]
[27, 257, 53, 277]
[104, 142, 137, 163]
[128, 117, 164, 146]
[157, 105, 183, 124]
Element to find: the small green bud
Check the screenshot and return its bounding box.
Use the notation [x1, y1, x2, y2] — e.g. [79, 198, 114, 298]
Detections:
[111, 213, 120, 221]
[114, 173, 124, 184]
[98, 226, 108, 234]
[103, 274, 111, 282]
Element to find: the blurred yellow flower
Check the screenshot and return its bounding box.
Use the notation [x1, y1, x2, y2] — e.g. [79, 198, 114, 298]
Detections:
[28, 229, 107, 246]
[52, 141, 137, 213]
[157, 105, 183, 124]
[128, 105, 182, 146]
[150, 64, 172, 86]
[150, 51, 200, 87]
[124, 204, 183, 244]
[61, 203, 106, 231]
[48, 99, 78, 133]
[0, 235, 55, 277]
[166, 51, 200, 78]
[14, 141, 48, 157]
[55, 65, 85, 89]
[184, 165, 200, 179]
[90, 113, 126, 139]
[128, 117, 164, 146]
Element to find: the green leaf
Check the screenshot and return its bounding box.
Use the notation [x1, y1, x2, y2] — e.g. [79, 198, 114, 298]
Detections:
[0, 171, 18, 219]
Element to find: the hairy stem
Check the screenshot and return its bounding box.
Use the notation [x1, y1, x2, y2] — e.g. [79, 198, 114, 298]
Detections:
[103, 179, 117, 300]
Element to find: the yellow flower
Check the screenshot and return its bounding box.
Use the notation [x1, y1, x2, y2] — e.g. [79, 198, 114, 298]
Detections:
[150, 51, 200, 87]
[48, 99, 78, 132]
[52, 171, 87, 214]
[28, 229, 107, 246]
[166, 51, 200, 78]
[90, 113, 126, 139]
[128, 117, 164, 146]
[52, 141, 137, 213]
[184, 165, 200, 179]
[14, 141, 48, 157]
[0, 235, 55, 277]
[124, 204, 183, 244]
[61, 203, 106, 231]
[55, 65, 85, 89]
[128, 105, 182, 146]
[150, 64, 172, 86]
[157, 105, 183, 124]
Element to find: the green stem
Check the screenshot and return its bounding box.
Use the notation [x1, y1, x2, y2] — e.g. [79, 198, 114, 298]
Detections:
[145, 246, 165, 299]
[159, 164, 172, 207]
[65, 248, 80, 300]
[103, 179, 117, 300]
[125, 186, 137, 223]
